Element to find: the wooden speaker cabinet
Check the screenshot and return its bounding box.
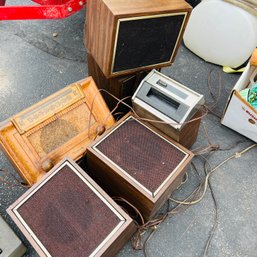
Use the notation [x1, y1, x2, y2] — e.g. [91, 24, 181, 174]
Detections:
[87, 113, 194, 221]
[132, 108, 202, 149]
[0, 77, 115, 185]
[87, 52, 152, 114]
[85, 0, 192, 78]
[7, 158, 135, 257]
[136, 109, 203, 149]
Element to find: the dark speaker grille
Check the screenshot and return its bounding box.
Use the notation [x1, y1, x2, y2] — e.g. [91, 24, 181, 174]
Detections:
[113, 14, 185, 73]
[17, 165, 121, 257]
[96, 118, 186, 194]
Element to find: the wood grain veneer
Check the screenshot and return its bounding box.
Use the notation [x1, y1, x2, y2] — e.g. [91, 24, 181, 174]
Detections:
[87, 113, 194, 220]
[85, 0, 192, 78]
[133, 105, 202, 149]
[7, 158, 135, 257]
[87, 52, 154, 114]
[0, 77, 115, 185]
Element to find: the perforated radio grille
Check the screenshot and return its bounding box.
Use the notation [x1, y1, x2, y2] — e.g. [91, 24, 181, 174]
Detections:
[96, 118, 186, 194]
[27, 103, 95, 157]
[17, 164, 121, 257]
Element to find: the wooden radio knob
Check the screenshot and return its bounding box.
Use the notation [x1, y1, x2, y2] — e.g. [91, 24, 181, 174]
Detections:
[96, 125, 106, 136]
[41, 159, 54, 172]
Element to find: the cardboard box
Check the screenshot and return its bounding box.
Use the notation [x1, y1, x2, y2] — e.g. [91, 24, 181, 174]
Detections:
[221, 49, 257, 141]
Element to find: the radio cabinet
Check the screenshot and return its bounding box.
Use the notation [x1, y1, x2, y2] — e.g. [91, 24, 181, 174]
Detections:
[0, 77, 115, 185]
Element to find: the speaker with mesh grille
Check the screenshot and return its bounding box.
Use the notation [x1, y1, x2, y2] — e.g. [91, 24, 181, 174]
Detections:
[87, 113, 194, 220]
[0, 77, 115, 185]
[85, 0, 192, 78]
[7, 158, 135, 257]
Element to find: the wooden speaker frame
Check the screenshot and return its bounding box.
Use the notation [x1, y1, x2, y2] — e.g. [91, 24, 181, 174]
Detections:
[86, 0, 192, 78]
[7, 158, 135, 257]
[87, 113, 194, 220]
[110, 12, 188, 76]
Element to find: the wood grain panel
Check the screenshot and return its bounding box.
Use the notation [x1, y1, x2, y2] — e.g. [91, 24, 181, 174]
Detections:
[102, 0, 191, 16]
[0, 77, 115, 185]
[7, 158, 136, 257]
[87, 113, 194, 220]
[86, 0, 192, 78]
[133, 105, 202, 149]
[86, 0, 116, 77]
[87, 52, 152, 114]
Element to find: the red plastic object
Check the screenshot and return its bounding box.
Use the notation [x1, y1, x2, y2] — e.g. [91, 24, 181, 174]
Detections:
[0, 0, 86, 20]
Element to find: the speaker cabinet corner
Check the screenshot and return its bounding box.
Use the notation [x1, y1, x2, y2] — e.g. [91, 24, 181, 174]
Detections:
[86, 0, 192, 78]
[7, 158, 136, 257]
[87, 113, 194, 220]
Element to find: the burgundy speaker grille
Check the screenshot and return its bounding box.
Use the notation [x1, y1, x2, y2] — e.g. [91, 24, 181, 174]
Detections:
[11, 161, 124, 257]
[95, 117, 187, 195]
[27, 103, 94, 157]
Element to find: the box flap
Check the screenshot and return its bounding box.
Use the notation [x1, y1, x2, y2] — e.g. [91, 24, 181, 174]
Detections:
[222, 91, 257, 142]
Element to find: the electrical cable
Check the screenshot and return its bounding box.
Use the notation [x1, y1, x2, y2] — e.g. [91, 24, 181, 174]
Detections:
[170, 143, 257, 205]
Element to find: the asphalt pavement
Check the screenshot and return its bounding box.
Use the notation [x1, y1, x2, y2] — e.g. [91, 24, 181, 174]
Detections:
[0, 3, 256, 257]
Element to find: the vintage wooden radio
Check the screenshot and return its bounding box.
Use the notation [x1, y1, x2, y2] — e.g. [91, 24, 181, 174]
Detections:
[0, 77, 115, 185]
[0, 215, 26, 257]
[7, 158, 135, 257]
[87, 113, 194, 220]
[87, 52, 152, 114]
[132, 70, 204, 148]
[85, 0, 192, 78]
